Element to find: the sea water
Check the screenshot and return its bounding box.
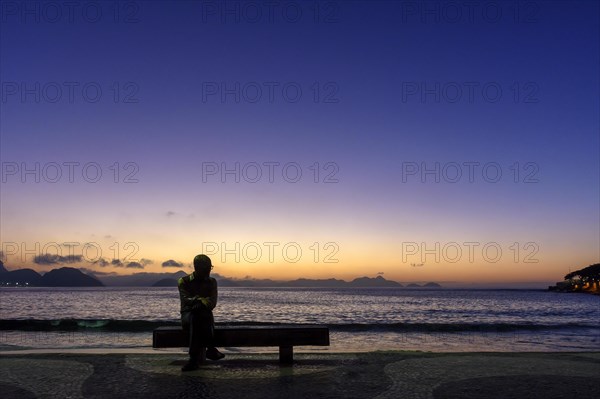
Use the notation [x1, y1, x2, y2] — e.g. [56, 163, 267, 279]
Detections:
[1, 287, 598, 352]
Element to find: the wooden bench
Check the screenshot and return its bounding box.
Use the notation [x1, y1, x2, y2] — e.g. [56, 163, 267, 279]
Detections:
[153, 325, 330, 364]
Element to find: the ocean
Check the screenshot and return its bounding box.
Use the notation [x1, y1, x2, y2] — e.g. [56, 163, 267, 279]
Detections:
[1, 287, 598, 352]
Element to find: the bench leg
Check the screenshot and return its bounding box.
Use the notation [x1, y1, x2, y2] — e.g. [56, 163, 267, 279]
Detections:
[279, 346, 293, 364]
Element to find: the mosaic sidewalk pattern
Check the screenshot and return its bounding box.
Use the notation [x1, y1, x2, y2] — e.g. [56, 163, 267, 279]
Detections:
[1, 352, 599, 398]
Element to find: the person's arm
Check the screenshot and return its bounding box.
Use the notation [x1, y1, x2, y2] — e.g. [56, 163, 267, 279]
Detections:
[206, 278, 218, 310]
[196, 278, 218, 310]
[178, 277, 201, 309]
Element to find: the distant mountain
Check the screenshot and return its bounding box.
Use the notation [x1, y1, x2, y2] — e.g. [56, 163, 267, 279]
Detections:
[0, 264, 442, 289]
[40, 267, 103, 287]
[146, 273, 240, 287]
[98, 270, 188, 286]
[0, 268, 42, 286]
[226, 278, 274, 287]
[92, 270, 245, 287]
[277, 278, 347, 288]
[213, 274, 242, 287]
[223, 275, 405, 288]
[131, 275, 408, 288]
[350, 276, 402, 287]
[152, 278, 178, 287]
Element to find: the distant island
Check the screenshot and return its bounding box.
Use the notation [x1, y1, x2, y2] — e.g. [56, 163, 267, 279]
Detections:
[40, 267, 103, 287]
[549, 263, 599, 295]
[152, 278, 179, 287]
[154, 274, 441, 288]
[201, 274, 441, 288]
[0, 261, 440, 288]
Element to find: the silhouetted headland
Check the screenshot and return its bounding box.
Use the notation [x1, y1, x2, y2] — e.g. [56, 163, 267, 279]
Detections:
[548, 263, 600, 295]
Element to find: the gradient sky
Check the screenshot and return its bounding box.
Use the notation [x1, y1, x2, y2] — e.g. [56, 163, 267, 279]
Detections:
[1, 0, 598, 284]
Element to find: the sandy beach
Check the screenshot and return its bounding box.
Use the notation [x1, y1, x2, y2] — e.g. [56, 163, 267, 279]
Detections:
[1, 350, 599, 398]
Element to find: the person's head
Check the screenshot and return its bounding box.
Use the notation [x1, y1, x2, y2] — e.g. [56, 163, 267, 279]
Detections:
[193, 254, 212, 278]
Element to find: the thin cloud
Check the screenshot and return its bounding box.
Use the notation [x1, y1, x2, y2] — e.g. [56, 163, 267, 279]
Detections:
[140, 258, 154, 266]
[94, 258, 110, 267]
[34, 254, 83, 265]
[111, 259, 124, 267]
[126, 261, 144, 269]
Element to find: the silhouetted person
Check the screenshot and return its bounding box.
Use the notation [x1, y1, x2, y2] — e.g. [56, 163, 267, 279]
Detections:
[179, 254, 224, 371]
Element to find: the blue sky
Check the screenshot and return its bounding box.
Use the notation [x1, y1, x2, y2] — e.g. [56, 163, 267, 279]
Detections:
[1, 0, 598, 284]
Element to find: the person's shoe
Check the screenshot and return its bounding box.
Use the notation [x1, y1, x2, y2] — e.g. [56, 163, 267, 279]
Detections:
[181, 358, 199, 372]
[206, 347, 225, 361]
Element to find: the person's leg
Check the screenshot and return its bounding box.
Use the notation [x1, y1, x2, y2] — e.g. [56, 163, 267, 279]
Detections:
[189, 311, 207, 361]
[181, 311, 203, 371]
[203, 311, 225, 360]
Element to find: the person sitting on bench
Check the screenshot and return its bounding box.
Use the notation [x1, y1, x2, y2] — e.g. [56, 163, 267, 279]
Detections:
[178, 254, 225, 371]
